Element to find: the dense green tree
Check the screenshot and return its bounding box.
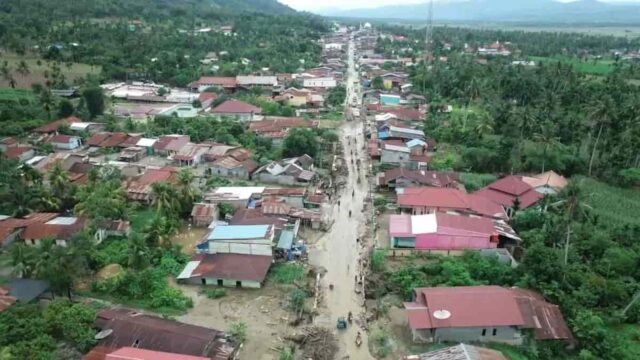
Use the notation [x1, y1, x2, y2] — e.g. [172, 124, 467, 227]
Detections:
[82, 86, 104, 119]
[57, 99, 74, 118]
[282, 128, 318, 158]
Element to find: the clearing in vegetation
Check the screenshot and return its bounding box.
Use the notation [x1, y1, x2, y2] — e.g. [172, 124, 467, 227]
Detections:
[576, 176, 640, 227]
[0, 54, 101, 89]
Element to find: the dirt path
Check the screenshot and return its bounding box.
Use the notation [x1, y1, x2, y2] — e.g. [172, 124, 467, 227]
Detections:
[308, 35, 374, 360]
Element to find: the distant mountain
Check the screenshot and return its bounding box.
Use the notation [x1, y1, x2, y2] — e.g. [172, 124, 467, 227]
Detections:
[208, 0, 295, 15]
[322, 0, 640, 23]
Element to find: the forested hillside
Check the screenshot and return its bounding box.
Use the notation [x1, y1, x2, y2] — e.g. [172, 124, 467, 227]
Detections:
[0, 0, 325, 85]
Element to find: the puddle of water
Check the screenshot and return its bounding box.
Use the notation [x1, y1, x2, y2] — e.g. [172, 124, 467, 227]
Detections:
[171, 226, 208, 255]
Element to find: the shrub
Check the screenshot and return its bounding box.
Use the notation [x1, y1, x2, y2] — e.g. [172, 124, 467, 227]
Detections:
[229, 322, 248, 344]
[369, 327, 391, 357]
[270, 263, 305, 284]
[371, 249, 387, 273]
[288, 289, 307, 313]
[202, 288, 227, 299]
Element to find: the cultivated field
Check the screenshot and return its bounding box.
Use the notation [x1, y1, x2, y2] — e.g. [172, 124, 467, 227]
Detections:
[0, 53, 101, 89]
[576, 176, 640, 227]
[529, 56, 616, 75]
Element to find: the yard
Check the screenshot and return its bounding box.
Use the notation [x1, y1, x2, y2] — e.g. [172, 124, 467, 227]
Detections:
[0, 53, 101, 89]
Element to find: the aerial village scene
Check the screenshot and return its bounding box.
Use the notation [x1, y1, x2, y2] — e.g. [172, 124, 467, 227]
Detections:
[2, 1, 640, 360]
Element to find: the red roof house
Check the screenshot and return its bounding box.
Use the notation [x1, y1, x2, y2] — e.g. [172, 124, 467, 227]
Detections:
[379, 167, 460, 189]
[33, 116, 82, 134]
[94, 308, 235, 359]
[397, 187, 508, 220]
[474, 176, 543, 211]
[405, 286, 572, 344]
[211, 100, 262, 121]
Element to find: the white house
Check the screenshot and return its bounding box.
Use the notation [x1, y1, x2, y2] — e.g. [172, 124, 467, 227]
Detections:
[49, 135, 82, 150]
[303, 77, 337, 89]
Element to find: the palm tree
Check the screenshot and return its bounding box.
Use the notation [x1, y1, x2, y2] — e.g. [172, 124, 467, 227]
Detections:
[475, 116, 495, 140]
[48, 163, 71, 209]
[0, 62, 13, 88]
[39, 88, 54, 120]
[586, 98, 613, 176]
[533, 122, 561, 173]
[127, 232, 149, 270]
[177, 169, 198, 213]
[144, 215, 178, 249]
[552, 180, 592, 267]
[16, 60, 30, 77]
[151, 181, 179, 216]
[10, 243, 36, 278]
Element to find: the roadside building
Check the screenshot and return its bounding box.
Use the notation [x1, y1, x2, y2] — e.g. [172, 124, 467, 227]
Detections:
[388, 212, 518, 251]
[178, 253, 272, 288]
[396, 187, 508, 220]
[205, 224, 274, 256]
[380, 143, 411, 166]
[303, 77, 337, 89]
[378, 167, 460, 189]
[263, 187, 307, 208]
[153, 135, 190, 157]
[126, 167, 179, 203]
[191, 76, 237, 92]
[521, 170, 568, 195]
[404, 286, 572, 345]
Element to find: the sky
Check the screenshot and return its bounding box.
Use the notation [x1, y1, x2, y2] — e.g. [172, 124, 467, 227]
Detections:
[279, 0, 640, 12]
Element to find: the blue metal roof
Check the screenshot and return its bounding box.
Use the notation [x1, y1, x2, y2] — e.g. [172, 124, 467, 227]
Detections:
[378, 131, 390, 139]
[406, 139, 427, 148]
[277, 230, 295, 250]
[208, 225, 270, 240]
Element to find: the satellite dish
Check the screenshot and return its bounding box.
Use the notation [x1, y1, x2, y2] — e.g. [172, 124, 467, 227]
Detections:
[433, 310, 451, 320]
[94, 329, 113, 340]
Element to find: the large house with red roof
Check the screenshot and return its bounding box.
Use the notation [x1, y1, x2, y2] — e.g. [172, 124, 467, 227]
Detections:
[474, 175, 544, 216]
[378, 167, 460, 189]
[396, 187, 508, 220]
[405, 286, 572, 345]
[210, 99, 262, 122]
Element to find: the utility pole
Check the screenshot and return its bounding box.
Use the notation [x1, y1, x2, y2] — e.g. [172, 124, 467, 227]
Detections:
[422, 0, 434, 93]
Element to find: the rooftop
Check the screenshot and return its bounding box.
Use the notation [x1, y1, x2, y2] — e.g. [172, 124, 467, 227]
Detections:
[207, 224, 271, 240]
[211, 99, 262, 114]
[185, 253, 272, 283]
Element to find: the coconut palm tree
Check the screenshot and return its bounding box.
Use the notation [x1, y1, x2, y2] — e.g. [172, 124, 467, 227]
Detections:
[533, 122, 561, 173]
[151, 181, 179, 216]
[127, 231, 149, 270]
[552, 180, 592, 267]
[48, 163, 72, 209]
[586, 97, 613, 176]
[39, 88, 54, 120]
[16, 60, 30, 77]
[10, 242, 37, 278]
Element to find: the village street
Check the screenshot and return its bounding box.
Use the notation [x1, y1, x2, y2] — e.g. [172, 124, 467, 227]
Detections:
[309, 36, 373, 359]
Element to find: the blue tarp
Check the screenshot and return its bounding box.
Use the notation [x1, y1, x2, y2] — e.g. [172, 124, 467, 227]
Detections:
[378, 131, 390, 139]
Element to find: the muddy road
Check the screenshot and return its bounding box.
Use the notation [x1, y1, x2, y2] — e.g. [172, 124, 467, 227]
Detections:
[309, 35, 373, 360]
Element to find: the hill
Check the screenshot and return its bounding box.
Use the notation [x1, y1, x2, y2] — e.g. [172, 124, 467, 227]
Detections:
[323, 0, 640, 23]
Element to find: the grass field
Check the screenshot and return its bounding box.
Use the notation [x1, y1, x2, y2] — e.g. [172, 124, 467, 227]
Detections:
[575, 176, 640, 227]
[529, 56, 615, 75]
[0, 53, 101, 89]
[0, 88, 36, 103]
